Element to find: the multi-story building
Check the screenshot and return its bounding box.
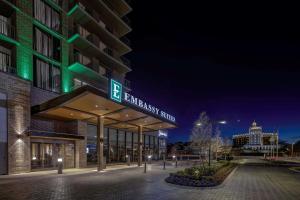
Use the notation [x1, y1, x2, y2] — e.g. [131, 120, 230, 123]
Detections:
[232, 121, 278, 154]
[0, 0, 176, 175]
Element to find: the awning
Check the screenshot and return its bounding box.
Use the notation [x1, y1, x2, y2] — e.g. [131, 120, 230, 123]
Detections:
[31, 85, 177, 132]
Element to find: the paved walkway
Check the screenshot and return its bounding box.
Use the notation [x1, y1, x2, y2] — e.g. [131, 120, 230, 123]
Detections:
[0, 159, 300, 200]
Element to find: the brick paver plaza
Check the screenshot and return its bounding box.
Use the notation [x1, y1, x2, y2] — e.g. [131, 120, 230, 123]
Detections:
[0, 159, 300, 200]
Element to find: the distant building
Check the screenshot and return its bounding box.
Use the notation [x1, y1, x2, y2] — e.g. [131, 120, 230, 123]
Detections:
[233, 121, 279, 154]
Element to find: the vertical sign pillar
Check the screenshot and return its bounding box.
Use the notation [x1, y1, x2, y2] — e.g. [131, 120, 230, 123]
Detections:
[138, 126, 143, 166]
[97, 116, 104, 171]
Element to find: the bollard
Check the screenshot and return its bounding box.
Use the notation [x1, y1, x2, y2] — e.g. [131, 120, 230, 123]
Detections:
[126, 155, 130, 166]
[163, 161, 166, 170]
[175, 159, 178, 168]
[57, 158, 63, 174]
[144, 161, 147, 173]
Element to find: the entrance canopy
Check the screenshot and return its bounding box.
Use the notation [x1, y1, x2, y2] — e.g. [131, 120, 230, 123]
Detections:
[32, 85, 177, 132]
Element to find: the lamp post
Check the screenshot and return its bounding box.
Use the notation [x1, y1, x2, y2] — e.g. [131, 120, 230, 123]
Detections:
[57, 158, 63, 174]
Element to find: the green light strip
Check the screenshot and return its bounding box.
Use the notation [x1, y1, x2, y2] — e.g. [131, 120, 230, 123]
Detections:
[3, 0, 20, 12]
[0, 34, 20, 46]
[33, 51, 61, 67]
[33, 20, 64, 40]
[67, 34, 80, 43]
[67, 4, 79, 16]
[68, 62, 108, 81]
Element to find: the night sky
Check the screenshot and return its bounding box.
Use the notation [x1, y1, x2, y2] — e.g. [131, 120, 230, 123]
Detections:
[126, 1, 300, 143]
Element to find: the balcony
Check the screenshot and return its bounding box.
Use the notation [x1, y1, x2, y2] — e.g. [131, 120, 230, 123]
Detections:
[80, 0, 132, 37]
[0, 65, 17, 75]
[67, 4, 131, 55]
[0, 18, 19, 46]
[124, 79, 131, 90]
[68, 54, 109, 88]
[68, 30, 131, 73]
[102, 0, 132, 18]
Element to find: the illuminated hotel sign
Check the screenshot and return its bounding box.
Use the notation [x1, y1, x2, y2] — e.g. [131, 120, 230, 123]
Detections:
[110, 79, 176, 123]
[110, 79, 122, 102]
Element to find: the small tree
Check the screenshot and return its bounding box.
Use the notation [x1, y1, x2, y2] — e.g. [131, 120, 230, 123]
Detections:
[190, 112, 212, 166]
[211, 127, 223, 159]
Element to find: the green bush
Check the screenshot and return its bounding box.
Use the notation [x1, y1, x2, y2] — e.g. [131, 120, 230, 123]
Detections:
[175, 161, 232, 180]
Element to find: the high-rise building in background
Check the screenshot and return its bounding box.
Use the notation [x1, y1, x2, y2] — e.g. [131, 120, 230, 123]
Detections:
[232, 121, 279, 155]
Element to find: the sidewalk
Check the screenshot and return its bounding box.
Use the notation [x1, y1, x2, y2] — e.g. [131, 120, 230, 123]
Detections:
[0, 164, 140, 179]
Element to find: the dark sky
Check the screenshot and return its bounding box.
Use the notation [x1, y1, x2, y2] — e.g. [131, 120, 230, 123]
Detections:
[126, 1, 300, 143]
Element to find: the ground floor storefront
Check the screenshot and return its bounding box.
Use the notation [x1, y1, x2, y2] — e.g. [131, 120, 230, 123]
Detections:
[0, 79, 173, 174]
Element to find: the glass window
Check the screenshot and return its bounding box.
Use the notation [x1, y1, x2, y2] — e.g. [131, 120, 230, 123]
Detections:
[109, 129, 118, 162]
[34, 27, 61, 61]
[34, 0, 61, 32]
[0, 46, 11, 73]
[34, 57, 61, 93]
[118, 131, 125, 162]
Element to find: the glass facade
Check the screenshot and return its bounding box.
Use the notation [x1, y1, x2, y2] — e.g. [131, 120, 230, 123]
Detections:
[31, 140, 75, 170]
[86, 125, 164, 165]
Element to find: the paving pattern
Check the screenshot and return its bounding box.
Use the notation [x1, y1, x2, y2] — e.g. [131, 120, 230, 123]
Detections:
[0, 160, 300, 200]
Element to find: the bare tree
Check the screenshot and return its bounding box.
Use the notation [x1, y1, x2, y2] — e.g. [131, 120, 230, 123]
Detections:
[211, 127, 223, 159]
[190, 112, 212, 166]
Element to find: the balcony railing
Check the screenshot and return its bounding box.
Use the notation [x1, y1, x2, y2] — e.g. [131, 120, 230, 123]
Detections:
[0, 18, 16, 39]
[124, 79, 131, 89]
[102, 0, 123, 17]
[73, 52, 111, 79]
[122, 16, 131, 27]
[120, 36, 131, 46]
[120, 56, 131, 69]
[0, 65, 17, 75]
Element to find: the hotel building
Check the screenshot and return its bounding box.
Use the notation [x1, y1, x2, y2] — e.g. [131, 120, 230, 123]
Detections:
[232, 121, 278, 154]
[0, 0, 176, 175]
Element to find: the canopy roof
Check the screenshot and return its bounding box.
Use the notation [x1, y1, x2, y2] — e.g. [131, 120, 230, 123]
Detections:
[32, 85, 177, 132]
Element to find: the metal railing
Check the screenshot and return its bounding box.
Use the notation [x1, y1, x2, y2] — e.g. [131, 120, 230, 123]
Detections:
[0, 65, 17, 75]
[0, 18, 16, 39]
[120, 36, 131, 46]
[102, 0, 123, 17]
[120, 56, 131, 69]
[122, 16, 131, 27]
[124, 79, 131, 89]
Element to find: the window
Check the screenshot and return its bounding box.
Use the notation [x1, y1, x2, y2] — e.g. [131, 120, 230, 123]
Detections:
[0, 46, 11, 72]
[0, 15, 10, 37]
[34, 57, 61, 93]
[34, 27, 60, 60]
[34, 0, 61, 32]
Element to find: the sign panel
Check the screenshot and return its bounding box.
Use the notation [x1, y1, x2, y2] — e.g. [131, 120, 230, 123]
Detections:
[109, 79, 176, 123]
[110, 79, 122, 102]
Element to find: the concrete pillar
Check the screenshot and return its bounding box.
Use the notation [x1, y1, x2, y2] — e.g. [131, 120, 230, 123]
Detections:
[138, 126, 143, 166]
[97, 116, 104, 171]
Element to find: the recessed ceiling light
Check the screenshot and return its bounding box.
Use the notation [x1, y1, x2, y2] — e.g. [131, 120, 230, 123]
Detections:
[70, 113, 74, 116]
[95, 105, 99, 108]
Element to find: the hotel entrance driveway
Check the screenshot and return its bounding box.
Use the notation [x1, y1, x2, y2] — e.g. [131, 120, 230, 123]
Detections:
[1, 159, 300, 200]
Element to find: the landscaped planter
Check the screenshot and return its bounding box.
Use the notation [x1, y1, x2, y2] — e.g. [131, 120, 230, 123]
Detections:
[165, 163, 237, 187]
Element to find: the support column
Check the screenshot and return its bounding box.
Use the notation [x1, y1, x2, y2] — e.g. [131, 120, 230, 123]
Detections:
[97, 116, 104, 171]
[138, 126, 143, 166]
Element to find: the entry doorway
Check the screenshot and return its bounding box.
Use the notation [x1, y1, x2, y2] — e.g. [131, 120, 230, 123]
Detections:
[31, 140, 75, 170]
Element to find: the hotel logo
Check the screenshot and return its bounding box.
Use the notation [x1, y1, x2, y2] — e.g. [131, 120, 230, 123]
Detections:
[110, 79, 122, 102]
